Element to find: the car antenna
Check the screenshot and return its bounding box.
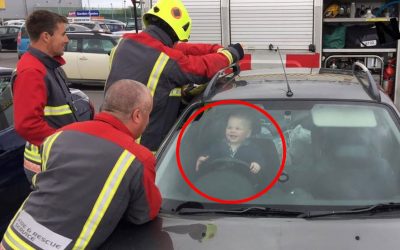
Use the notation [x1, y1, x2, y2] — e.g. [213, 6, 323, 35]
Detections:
[272, 45, 293, 97]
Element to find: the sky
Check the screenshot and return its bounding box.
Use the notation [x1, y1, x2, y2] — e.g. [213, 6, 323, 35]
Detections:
[82, 0, 139, 8]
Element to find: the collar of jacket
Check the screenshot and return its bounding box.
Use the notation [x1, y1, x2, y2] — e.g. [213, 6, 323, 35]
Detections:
[28, 47, 66, 69]
[144, 25, 174, 47]
[94, 112, 134, 139]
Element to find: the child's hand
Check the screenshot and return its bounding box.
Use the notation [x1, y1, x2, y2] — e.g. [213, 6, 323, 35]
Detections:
[249, 162, 261, 174]
[196, 155, 209, 172]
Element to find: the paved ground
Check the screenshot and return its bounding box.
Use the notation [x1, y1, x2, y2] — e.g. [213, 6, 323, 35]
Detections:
[0, 50, 18, 68]
[0, 51, 105, 112]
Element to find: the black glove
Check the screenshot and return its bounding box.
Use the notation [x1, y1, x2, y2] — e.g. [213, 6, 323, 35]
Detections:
[228, 43, 244, 61]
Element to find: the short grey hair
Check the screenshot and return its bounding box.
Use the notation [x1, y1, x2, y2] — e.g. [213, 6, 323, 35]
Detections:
[101, 79, 151, 119]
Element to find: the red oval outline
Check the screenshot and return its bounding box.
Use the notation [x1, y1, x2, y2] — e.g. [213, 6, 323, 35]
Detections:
[176, 100, 287, 204]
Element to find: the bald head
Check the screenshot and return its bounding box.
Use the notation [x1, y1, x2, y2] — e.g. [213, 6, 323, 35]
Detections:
[102, 79, 152, 121]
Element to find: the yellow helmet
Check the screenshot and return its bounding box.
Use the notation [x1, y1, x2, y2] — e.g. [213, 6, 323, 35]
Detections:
[143, 0, 192, 42]
[324, 4, 340, 18]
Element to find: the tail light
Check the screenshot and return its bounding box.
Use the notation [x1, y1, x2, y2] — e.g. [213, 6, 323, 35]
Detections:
[17, 31, 21, 45]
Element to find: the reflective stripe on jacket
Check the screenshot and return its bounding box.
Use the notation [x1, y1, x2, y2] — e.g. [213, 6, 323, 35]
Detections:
[1, 112, 161, 250]
[105, 25, 238, 151]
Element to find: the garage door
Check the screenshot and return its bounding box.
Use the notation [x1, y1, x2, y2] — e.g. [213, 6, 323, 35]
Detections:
[183, 0, 222, 44]
[230, 0, 314, 50]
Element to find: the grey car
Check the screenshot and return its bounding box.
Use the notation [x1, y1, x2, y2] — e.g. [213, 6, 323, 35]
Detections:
[0, 26, 20, 51]
[105, 63, 400, 249]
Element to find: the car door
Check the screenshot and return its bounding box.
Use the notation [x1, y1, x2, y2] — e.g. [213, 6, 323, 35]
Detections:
[78, 37, 114, 81]
[62, 37, 82, 80]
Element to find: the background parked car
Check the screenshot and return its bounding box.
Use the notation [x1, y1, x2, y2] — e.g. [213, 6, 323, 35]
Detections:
[101, 63, 400, 249]
[17, 25, 29, 59]
[0, 26, 20, 51]
[73, 21, 111, 33]
[125, 18, 142, 31]
[103, 19, 126, 32]
[66, 23, 91, 32]
[62, 32, 118, 85]
[2, 20, 25, 27]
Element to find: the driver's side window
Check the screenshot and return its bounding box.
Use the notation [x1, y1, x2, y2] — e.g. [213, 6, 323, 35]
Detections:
[66, 39, 79, 52]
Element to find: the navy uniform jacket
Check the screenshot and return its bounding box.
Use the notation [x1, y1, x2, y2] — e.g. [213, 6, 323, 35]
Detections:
[106, 25, 240, 151]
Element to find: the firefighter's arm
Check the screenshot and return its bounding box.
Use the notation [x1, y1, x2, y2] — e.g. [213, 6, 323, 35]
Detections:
[13, 68, 56, 145]
[174, 42, 223, 55]
[125, 157, 161, 225]
[168, 43, 244, 86]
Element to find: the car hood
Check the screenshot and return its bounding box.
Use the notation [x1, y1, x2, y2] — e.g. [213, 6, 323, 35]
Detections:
[101, 213, 400, 249]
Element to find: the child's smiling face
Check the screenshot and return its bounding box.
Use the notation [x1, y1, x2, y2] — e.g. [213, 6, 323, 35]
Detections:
[225, 116, 251, 145]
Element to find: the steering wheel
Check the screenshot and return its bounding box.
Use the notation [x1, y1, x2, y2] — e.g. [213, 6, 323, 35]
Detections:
[198, 157, 250, 175]
[193, 157, 259, 200]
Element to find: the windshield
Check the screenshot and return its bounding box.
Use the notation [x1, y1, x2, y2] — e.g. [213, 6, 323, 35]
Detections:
[126, 20, 142, 30]
[156, 101, 400, 210]
[0, 75, 14, 131]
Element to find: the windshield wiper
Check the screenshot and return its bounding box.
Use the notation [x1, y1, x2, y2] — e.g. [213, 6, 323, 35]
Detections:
[177, 206, 305, 217]
[300, 202, 400, 219]
[173, 201, 205, 212]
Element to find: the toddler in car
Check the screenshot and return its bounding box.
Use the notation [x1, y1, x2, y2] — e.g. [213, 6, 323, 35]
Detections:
[196, 112, 265, 175]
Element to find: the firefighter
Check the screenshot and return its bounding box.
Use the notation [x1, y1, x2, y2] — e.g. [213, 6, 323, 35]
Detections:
[105, 0, 244, 152]
[1, 79, 161, 250]
[13, 10, 88, 184]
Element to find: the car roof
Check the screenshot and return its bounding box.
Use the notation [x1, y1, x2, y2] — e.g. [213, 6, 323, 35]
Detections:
[209, 71, 395, 106]
[3, 21, 24, 24]
[74, 21, 105, 24]
[68, 23, 89, 27]
[103, 19, 125, 24]
[0, 25, 21, 28]
[66, 32, 114, 37]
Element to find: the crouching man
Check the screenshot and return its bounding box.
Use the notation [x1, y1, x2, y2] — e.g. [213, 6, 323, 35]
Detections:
[1, 79, 161, 250]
